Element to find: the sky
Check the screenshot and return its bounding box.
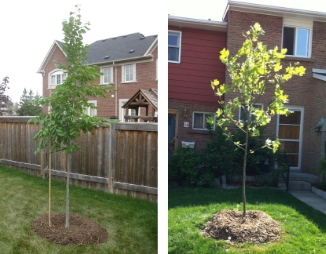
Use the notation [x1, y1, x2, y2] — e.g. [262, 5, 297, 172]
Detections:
[168, 0, 326, 21]
[0, 0, 163, 103]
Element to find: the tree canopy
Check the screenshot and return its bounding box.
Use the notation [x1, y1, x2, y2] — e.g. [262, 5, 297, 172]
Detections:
[211, 23, 305, 218]
[16, 88, 42, 116]
[30, 5, 116, 154]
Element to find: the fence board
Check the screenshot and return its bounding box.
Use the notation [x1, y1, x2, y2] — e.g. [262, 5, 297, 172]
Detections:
[0, 117, 157, 202]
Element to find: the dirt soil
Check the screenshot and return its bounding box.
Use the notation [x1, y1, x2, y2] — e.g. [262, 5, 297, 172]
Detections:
[202, 210, 280, 244]
[32, 213, 108, 246]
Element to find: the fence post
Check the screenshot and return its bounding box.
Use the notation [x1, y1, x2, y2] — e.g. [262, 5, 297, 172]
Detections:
[108, 122, 116, 194]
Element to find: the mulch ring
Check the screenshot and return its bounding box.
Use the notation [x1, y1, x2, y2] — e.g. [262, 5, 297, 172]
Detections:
[32, 213, 108, 246]
[201, 210, 280, 244]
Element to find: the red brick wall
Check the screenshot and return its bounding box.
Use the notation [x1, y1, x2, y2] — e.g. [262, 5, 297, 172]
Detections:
[42, 44, 158, 119]
[225, 10, 326, 174]
[309, 21, 326, 173]
[169, 99, 218, 151]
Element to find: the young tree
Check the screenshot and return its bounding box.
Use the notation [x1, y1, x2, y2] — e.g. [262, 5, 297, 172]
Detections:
[0, 77, 10, 116]
[29, 6, 116, 228]
[211, 23, 305, 220]
[16, 88, 42, 116]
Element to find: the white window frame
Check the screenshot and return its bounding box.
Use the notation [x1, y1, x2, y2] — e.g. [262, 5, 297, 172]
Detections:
[121, 64, 136, 83]
[48, 69, 67, 89]
[282, 19, 312, 58]
[168, 30, 182, 63]
[192, 111, 216, 130]
[100, 66, 113, 84]
[238, 103, 264, 122]
[276, 106, 304, 170]
[119, 99, 137, 122]
[84, 100, 97, 116]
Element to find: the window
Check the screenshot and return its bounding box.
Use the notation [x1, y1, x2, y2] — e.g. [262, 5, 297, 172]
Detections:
[122, 64, 136, 82]
[48, 70, 67, 89]
[239, 104, 263, 122]
[83, 100, 97, 116]
[101, 67, 113, 84]
[168, 31, 181, 63]
[119, 99, 137, 122]
[282, 19, 312, 58]
[192, 112, 215, 130]
[276, 107, 304, 169]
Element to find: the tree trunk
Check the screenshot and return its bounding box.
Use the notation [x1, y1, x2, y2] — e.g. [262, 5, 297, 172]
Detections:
[242, 129, 249, 220]
[48, 137, 52, 227]
[48, 90, 52, 227]
[65, 152, 70, 228]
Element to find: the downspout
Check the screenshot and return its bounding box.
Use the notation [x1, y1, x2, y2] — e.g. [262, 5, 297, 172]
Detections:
[113, 61, 118, 117]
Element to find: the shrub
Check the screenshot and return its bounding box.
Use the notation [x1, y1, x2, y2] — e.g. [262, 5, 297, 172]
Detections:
[201, 127, 241, 178]
[232, 128, 271, 176]
[169, 148, 200, 186]
[318, 154, 326, 174]
[254, 149, 290, 187]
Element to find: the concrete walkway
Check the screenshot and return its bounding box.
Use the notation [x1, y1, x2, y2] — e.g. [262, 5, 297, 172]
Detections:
[290, 190, 326, 214]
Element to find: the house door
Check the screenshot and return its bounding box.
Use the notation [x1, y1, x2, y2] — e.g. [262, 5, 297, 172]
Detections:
[168, 110, 178, 161]
[277, 107, 304, 170]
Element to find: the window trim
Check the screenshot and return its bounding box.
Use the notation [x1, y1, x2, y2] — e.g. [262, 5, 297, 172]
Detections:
[119, 99, 137, 122]
[168, 30, 182, 63]
[48, 69, 67, 89]
[100, 66, 113, 85]
[192, 111, 216, 131]
[84, 100, 97, 116]
[282, 18, 312, 58]
[121, 64, 136, 83]
[276, 106, 304, 170]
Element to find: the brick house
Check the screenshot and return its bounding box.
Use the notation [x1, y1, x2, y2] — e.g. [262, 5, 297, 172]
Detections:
[37, 32, 158, 121]
[169, 1, 326, 176]
[224, 1, 326, 175]
[168, 16, 227, 157]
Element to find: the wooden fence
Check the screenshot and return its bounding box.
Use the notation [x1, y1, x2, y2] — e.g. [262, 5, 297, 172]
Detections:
[0, 117, 158, 202]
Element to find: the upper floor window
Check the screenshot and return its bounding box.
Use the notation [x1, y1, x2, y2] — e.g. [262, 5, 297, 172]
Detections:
[192, 112, 215, 130]
[282, 19, 312, 58]
[168, 31, 181, 63]
[122, 64, 136, 82]
[49, 69, 66, 89]
[101, 67, 113, 84]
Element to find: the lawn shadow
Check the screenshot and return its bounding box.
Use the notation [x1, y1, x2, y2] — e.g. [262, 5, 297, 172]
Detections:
[168, 187, 326, 233]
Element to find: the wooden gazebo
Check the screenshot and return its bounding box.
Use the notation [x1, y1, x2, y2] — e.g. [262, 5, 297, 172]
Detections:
[122, 88, 158, 122]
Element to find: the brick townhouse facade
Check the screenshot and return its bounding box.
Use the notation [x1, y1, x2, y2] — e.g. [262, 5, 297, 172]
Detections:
[37, 32, 158, 121]
[169, 1, 326, 175]
[224, 1, 326, 174]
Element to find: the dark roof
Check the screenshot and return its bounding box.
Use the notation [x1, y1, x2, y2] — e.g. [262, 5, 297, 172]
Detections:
[86, 33, 157, 64]
[56, 40, 65, 50]
[55, 33, 157, 64]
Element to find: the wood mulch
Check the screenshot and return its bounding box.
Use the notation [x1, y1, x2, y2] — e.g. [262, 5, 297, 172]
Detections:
[32, 213, 109, 246]
[201, 210, 280, 244]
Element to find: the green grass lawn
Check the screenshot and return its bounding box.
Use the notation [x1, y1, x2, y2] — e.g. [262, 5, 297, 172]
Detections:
[0, 165, 157, 254]
[169, 187, 326, 253]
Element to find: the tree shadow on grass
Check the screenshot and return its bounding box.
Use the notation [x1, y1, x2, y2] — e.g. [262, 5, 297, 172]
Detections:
[168, 187, 326, 233]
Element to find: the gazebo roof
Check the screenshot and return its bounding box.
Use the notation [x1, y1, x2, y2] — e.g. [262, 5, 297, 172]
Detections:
[122, 88, 158, 110]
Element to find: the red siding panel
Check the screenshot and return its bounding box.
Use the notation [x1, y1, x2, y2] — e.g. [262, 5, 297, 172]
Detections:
[168, 25, 226, 103]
